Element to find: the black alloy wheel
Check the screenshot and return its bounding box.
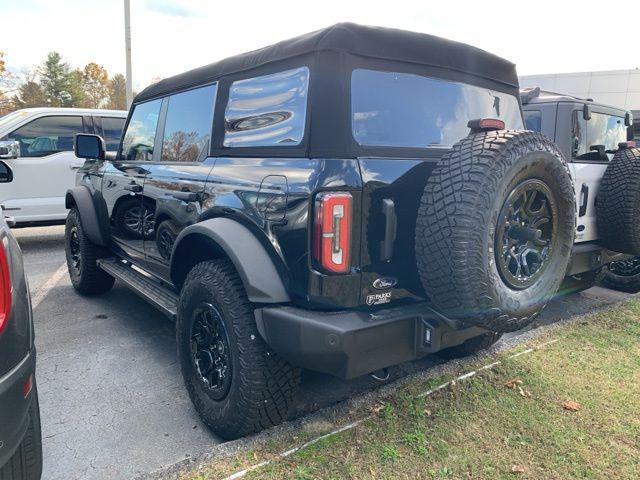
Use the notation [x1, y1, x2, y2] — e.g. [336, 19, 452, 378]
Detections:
[68, 225, 82, 275]
[495, 179, 557, 290]
[608, 257, 640, 277]
[190, 302, 232, 401]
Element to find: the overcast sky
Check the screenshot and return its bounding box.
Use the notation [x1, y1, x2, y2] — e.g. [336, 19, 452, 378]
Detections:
[3, 0, 638, 91]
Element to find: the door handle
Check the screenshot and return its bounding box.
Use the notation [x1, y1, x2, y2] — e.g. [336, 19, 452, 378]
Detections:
[172, 191, 198, 202]
[70, 165, 82, 170]
[124, 183, 142, 193]
[579, 183, 589, 217]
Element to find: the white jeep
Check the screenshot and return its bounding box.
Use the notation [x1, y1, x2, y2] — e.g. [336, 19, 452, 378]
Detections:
[521, 88, 640, 293]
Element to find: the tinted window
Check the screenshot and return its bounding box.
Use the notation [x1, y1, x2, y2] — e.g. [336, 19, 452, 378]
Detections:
[5, 116, 83, 157]
[161, 84, 217, 162]
[524, 110, 542, 132]
[224, 66, 309, 147]
[121, 99, 162, 161]
[573, 111, 627, 161]
[101, 117, 126, 151]
[351, 69, 523, 148]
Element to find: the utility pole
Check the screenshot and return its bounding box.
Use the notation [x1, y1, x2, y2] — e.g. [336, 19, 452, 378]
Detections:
[124, 0, 133, 108]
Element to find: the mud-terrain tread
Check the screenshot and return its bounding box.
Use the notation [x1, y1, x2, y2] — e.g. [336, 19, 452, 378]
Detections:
[438, 332, 503, 360]
[65, 208, 115, 295]
[415, 130, 575, 332]
[596, 148, 640, 254]
[0, 386, 43, 480]
[177, 259, 300, 440]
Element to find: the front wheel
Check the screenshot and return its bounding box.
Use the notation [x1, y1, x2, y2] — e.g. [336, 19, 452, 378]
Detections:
[65, 208, 114, 295]
[176, 259, 300, 440]
[439, 332, 503, 360]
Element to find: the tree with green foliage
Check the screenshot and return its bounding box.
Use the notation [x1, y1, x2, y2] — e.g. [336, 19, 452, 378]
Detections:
[13, 79, 47, 109]
[39, 52, 73, 107]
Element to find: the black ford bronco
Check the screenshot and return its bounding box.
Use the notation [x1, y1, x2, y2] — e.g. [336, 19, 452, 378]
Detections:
[520, 88, 639, 293]
[64, 24, 638, 439]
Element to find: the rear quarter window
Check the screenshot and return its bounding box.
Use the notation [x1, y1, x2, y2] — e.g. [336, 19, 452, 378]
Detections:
[223, 66, 310, 148]
[351, 69, 523, 148]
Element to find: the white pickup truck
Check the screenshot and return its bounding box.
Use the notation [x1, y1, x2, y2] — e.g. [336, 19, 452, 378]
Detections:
[0, 108, 126, 226]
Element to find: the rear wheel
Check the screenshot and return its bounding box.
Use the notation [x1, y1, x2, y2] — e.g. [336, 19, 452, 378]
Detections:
[65, 208, 114, 295]
[415, 130, 575, 333]
[600, 257, 640, 293]
[0, 385, 43, 480]
[177, 259, 300, 440]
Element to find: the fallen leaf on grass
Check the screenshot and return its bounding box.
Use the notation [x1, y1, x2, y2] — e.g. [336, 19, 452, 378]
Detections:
[518, 387, 532, 398]
[561, 400, 581, 412]
[505, 379, 523, 389]
[511, 465, 527, 474]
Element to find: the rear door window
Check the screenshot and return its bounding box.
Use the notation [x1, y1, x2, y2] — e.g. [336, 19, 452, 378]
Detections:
[100, 117, 126, 151]
[5, 116, 84, 157]
[223, 66, 310, 147]
[120, 99, 162, 161]
[351, 69, 523, 148]
[160, 84, 217, 162]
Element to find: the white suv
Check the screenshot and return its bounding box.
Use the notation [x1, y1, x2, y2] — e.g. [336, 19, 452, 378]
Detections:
[0, 108, 126, 226]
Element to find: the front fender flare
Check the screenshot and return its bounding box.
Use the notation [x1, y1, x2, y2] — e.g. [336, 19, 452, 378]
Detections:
[171, 218, 290, 304]
[65, 186, 107, 246]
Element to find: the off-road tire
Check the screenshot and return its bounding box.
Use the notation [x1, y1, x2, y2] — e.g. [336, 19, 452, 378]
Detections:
[415, 130, 575, 333]
[177, 259, 300, 440]
[0, 386, 43, 480]
[438, 332, 503, 360]
[65, 208, 114, 295]
[596, 148, 640, 254]
[600, 257, 640, 293]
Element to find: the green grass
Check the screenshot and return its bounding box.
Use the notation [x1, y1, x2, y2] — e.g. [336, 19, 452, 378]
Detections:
[184, 300, 640, 480]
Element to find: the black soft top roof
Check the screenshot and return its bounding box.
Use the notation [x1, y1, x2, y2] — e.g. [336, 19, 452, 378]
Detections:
[135, 22, 518, 103]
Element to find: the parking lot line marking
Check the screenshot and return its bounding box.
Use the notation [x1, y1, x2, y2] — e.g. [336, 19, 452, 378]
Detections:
[31, 263, 68, 309]
[219, 338, 558, 480]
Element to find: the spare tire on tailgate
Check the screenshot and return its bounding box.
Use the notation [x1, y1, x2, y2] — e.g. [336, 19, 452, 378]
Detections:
[596, 146, 640, 254]
[415, 130, 575, 333]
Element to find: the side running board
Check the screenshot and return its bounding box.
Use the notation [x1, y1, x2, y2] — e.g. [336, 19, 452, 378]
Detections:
[97, 258, 179, 320]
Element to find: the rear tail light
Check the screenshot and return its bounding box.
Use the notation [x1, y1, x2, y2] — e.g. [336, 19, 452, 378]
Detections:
[313, 192, 352, 273]
[0, 241, 10, 334]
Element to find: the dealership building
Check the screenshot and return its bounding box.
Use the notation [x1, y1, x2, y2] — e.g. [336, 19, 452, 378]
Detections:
[519, 68, 640, 112]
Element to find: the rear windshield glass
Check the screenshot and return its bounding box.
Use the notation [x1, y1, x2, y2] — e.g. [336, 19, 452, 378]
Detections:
[573, 111, 627, 161]
[351, 69, 523, 148]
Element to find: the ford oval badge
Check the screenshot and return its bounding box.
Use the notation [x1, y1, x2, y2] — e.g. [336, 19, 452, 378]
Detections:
[373, 277, 398, 290]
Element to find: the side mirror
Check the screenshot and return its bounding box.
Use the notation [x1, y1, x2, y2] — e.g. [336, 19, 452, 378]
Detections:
[583, 104, 591, 121]
[0, 140, 19, 159]
[75, 134, 106, 160]
[0, 161, 12, 183]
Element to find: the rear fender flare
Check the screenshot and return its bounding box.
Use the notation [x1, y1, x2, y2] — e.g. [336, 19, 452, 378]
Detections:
[170, 218, 290, 304]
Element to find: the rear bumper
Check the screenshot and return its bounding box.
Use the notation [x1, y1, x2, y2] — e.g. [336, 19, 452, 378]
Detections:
[0, 350, 36, 467]
[255, 303, 486, 379]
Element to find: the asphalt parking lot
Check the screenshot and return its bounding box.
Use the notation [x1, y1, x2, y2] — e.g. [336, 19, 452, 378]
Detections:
[14, 225, 633, 480]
